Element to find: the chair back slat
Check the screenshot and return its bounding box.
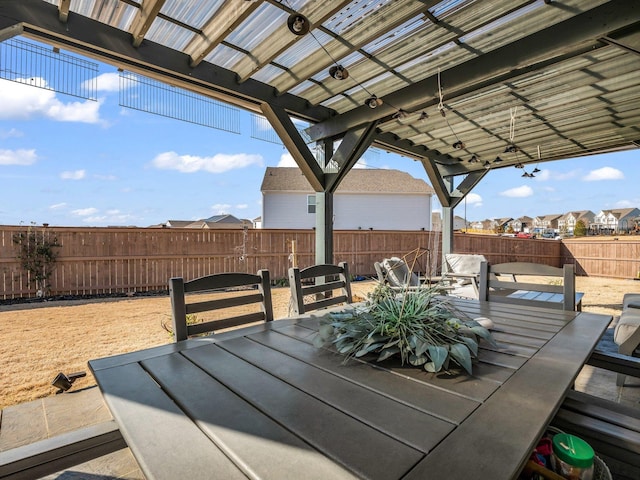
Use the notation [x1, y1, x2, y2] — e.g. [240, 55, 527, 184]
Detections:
[288, 262, 352, 315]
[169, 269, 273, 342]
[186, 293, 265, 315]
[479, 261, 579, 311]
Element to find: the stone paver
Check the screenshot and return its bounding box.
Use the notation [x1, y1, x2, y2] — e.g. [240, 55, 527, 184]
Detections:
[0, 397, 48, 450]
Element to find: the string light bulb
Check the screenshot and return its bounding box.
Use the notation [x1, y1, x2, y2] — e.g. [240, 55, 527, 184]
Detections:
[287, 13, 310, 35]
[393, 110, 408, 120]
[365, 95, 383, 109]
[329, 65, 349, 80]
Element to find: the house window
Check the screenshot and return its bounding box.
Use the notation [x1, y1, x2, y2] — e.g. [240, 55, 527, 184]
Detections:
[307, 195, 316, 214]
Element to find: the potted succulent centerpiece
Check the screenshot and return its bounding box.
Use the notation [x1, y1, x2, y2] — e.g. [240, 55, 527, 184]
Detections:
[313, 283, 496, 374]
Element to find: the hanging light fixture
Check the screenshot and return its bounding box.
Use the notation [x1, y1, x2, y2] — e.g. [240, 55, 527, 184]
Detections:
[287, 13, 310, 35]
[493, 156, 503, 163]
[419, 111, 428, 121]
[504, 145, 518, 153]
[393, 110, 408, 120]
[329, 65, 349, 80]
[365, 95, 383, 109]
[468, 155, 478, 163]
[452, 140, 465, 150]
[533, 167, 541, 173]
[483, 161, 491, 169]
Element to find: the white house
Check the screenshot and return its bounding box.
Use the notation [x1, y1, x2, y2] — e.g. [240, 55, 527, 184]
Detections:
[260, 167, 434, 230]
[557, 210, 595, 234]
[532, 214, 563, 233]
[592, 208, 640, 233]
[509, 216, 534, 233]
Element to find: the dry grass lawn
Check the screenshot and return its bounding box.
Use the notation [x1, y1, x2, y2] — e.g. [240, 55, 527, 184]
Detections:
[1, 276, 638, 409]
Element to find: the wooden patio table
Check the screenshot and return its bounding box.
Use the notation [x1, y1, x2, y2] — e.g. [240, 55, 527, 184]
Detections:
[89, 297, 611, 480]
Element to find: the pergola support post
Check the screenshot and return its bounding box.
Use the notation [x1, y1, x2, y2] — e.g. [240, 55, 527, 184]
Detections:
[315, 191, 334, 266]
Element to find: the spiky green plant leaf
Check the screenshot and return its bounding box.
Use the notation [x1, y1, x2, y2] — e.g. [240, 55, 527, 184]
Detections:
[313, 282, 495, 375]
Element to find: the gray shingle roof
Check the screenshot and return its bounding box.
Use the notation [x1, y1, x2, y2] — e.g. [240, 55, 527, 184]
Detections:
[260, 167, 434, 195]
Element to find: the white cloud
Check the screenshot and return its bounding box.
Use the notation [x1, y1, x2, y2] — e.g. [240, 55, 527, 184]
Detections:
[60, 170, 86, 180]
[83, 210, 137, 225]
[277, 151, 368, 169]
[49, 203, 67, 210]
[500, 185, 533, 198]
[211, 204, 232, 215]
[94, 173, 117, 180]
[92, 72, 120, 92]
[277, 152, 297, 167]
[151, 151, 263, 173]
[236, 204, 248, 210]
[535, 168, 580, 181]
[615, 199, 635, 208]
[466, 193, 483, 207]
[533, 169, 550, 181]
[72, 207, 99, 216]
[0, 128, 23, 139]
[0, 78, 102, 123]
[583, 166, 624, 181]
[0, 148, 37, 166]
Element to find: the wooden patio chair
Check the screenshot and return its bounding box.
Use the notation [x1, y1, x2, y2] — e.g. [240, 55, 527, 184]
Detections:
[169, 270, 273, 341]
[478, 261, 583, 311]
[288, 262, 352, 315]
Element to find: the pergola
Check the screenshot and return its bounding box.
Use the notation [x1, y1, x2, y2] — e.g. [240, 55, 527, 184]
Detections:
[2, 0, 639, 264]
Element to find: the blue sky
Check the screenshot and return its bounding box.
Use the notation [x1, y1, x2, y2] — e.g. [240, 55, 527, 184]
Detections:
[0, 46, 638, 227]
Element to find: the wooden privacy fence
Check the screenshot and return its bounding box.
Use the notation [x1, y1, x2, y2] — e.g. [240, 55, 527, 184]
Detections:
[1, 225, 638, 299]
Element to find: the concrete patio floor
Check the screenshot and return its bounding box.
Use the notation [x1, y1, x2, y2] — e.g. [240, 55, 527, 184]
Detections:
[1, 331, 639, 479]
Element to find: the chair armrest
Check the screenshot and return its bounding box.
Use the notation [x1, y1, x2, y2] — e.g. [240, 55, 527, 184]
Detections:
[442, 272, 478, 281]
[586, 349, 640, 379]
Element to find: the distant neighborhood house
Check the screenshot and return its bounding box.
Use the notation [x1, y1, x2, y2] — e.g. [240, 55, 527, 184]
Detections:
[557, 211, 595, 234]
[532, 214, 563, 232]
[591, 208, 640, 233]
[160, 214, 253, 229]
[260, 167, 435, 230]
[473, 208, 640, 236]
[510, 216, 533, 233]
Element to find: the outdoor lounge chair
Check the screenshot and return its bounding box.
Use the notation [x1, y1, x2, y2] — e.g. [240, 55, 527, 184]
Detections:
[288, 262, 352, 315]
[613, 293, 640, 385]
[376, 257, 421, 290]
[169, 270, 273, 341]
[441, 253, 487, 299]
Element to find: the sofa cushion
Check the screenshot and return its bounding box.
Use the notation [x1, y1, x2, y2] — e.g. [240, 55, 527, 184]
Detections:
[614, 309, 640, 346]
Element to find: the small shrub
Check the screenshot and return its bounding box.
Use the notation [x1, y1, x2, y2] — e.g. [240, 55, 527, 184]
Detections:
[13, 224, 60, 297]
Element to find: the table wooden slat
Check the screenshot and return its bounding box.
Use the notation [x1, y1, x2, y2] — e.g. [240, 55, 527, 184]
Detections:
[140, 352, 359, 480]
[183, 344, 424, 480]
[219, 335, 456, 453]
[94, 363, 247, 480]
[402, 312, 611, 479]
[251, 327, 480, 425]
